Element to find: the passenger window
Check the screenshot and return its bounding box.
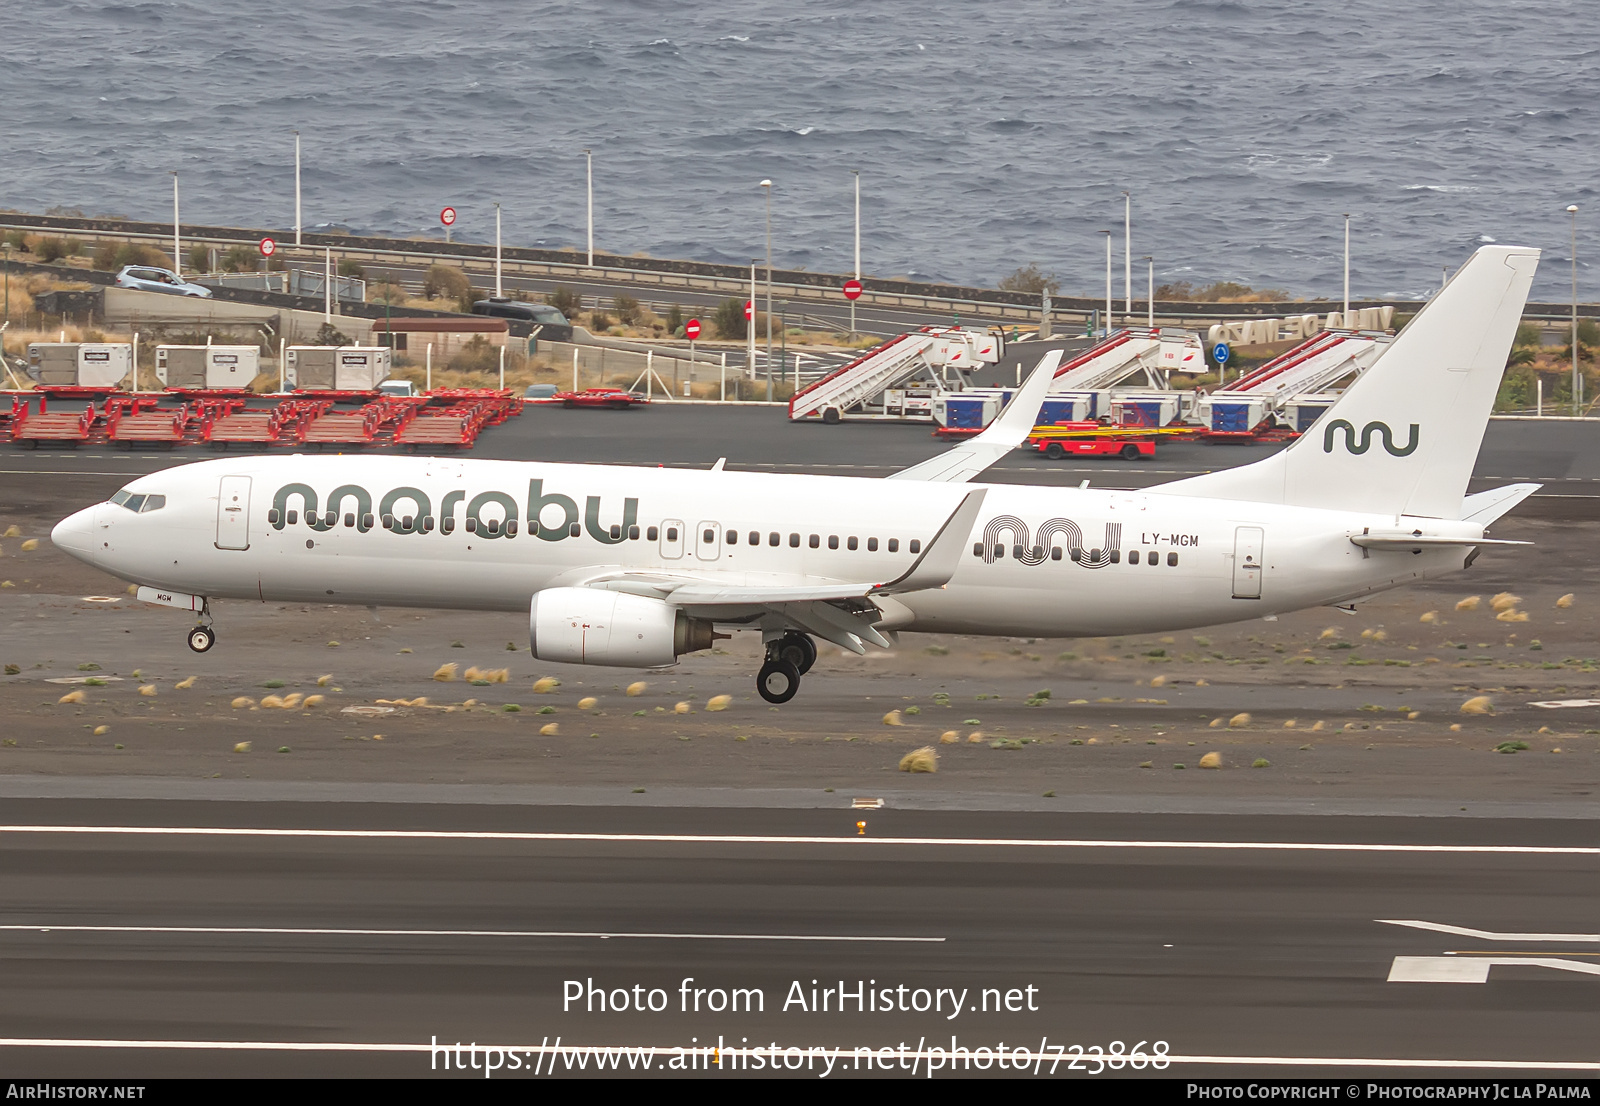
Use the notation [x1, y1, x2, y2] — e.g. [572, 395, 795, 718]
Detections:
[322, 511, 335, 526]
[748, 531, 759, 545]
[382, 514, 395, 529]
[344, 513, 355, 528]
[1012, 544, 1024, 559]
[1070, 548, 1082, 561]
[484, 519, 500, 536]
[1168, 552, 1178, 567]
[809, 534, 820, 549]
[768, 532, 779, 546]
[993, 544, 1004, 558]
[1050, 547, 1062, 561]
[847, 536, 858, 551]
[1129, 550, 1140, 565]
[648, 526, 659, 541]
[506, 520, 519, 536]
[610, 524, 622, 540]
[888, 539, 899, 553]
[1110, 550, 1121, 563]
[141, 495, 166, 512]
[629, 525, 640, 540]
[973, 543, 984, 557]
[423, 516, 435, 532]
[867, 537, 878, 552]
[466, 517, 478, 533]
[909, 539, 920, 554]
[828, 535, 838, 549]
[363, 512, 375, 530]
[402, 515, 414, 531]
[285, 509, 297, 525]
[568, 522, 580, 538]
[442, 518, 455, 534]
[667, 526, 678, 541]
[268, 509, 281, 525]
[726, 530, 737, 545]
[703, 528, 715, 543]
[785, 533, 796, 547]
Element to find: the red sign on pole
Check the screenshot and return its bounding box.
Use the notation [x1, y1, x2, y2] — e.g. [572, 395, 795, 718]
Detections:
[440, 207, 457, 226]
[258, 237, 277, 258]
[744, 300, 754, 320]
[842, 279, 863, 300]
[684, 318, 702, 340]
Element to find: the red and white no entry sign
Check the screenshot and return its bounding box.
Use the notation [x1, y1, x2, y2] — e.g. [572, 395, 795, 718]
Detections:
[440, 207, 457, 226]
[685, 318, 702, 340]
[258, 237, 276, 258]
[744, 300, 754, 320]
[842, 278, 863, 300]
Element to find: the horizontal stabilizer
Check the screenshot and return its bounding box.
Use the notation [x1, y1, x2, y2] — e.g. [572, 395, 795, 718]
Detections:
[1460, 483, 1542, 525]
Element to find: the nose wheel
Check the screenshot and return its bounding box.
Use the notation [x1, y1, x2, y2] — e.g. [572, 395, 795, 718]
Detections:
[187, 625, 215, 653]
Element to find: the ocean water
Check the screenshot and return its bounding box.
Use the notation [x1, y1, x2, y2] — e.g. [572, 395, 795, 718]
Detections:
[2, 0, 1596, 302]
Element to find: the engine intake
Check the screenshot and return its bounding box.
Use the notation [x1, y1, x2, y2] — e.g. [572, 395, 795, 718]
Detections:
[529, 587, 716, 668]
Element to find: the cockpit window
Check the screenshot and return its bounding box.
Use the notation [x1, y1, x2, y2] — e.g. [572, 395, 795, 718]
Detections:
[110, 490, 132, 507]
[122, 494, 147, 512]
[140, 495, 166, 512]
[109, 489, 164, 513]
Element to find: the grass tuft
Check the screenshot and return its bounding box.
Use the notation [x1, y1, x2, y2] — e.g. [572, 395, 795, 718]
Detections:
[1199, 751, 1222, 769]
[174, 676, 197, 690]
[674, 701, 691, 714]
[1456, 596, 1481, 611]
[1252, 758, 1270, 768]
[1556, 593, 1575, 609]
[1459, 695, 1494, 715]
[626, 681, 648, 696]
[578, 696, 598, 710]
[1228, 712, 1251, 728]
[317, 675, 333, 687]
[20, 539, 39, 552]
[301, 694, 325, 709]
[882, 710, 904, 726]
[138, 685, 157, 697]
[939, 731, 959, 744]
[231, 697, 254, 709]
[540, 722, 559, 736]
[966, 731, 984, 743]
[898, 746, 938, 773]
[533, 677, 560, 693]
[1490, 593, 1521, 612]
[93, 725, 110, 736]
[233, 742, 251, 754]
[433, 664, 458, 682]
[706, 694, 732, 712]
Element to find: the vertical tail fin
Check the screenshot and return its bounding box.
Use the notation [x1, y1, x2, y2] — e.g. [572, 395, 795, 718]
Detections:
[1155, 245, 1539, 519]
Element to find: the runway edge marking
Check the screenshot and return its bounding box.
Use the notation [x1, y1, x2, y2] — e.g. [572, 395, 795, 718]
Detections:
[2, 825, 1598, 854]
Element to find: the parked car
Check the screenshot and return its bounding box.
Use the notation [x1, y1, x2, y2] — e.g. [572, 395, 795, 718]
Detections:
[523, 383, 558, 400]
[114, 265, 214, 298]
[378, 380, 416, 398]
[471, 298, 573, 341]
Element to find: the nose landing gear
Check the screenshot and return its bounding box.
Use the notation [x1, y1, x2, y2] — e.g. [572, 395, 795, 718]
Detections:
[186, 601, 216, 653]
[756, 632, 815, 704]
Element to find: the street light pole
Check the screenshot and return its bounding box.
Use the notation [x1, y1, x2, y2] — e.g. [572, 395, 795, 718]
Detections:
[1123, 191, 1131, 316]
[1101, 230, 1113, 336]
[171, 171, 181, 274]
[1343, 213, 1352, 322]
[1144, 255, 1154, 329]
[1569, 204, 1581, 414]
[585, 149, 594, 268]
[748, 259, 758, 389]
[294, 131, 302, 247]
[761, 179, 773, 402]
[852, 169, 860, 339]
[494, 202, 503, 298]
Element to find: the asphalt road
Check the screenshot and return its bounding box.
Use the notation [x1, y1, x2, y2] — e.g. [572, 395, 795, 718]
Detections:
[0, 797, 1595, 1078]
[6, 406, 1600, 514]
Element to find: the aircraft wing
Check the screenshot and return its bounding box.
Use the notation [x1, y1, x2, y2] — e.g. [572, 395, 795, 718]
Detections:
[886, 351, 1062, 483]
[561, 490, 987, 654]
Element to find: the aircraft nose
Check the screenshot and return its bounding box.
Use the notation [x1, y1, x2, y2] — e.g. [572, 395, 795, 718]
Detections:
[51, 506, 98, 564]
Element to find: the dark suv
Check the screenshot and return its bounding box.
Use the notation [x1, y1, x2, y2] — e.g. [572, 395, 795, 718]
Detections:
[471, 298, 574, 341]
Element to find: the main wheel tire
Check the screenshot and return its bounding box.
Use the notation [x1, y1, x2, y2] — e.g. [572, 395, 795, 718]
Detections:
[1120, 444, 1141, 460]
[777, 633, 817, 675]
[1044, 442, 1065, 459]
[822, 407, 842, 424]
[756, 659, 801, 704]
[187, 626, 215, 653]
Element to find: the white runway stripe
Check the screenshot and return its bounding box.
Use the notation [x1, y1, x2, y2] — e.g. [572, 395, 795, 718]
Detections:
[1, 824, 1596, 855]
[0, 924, 940, 943]
[0, 1039, 1594, 1070]
[1378, 919, 1600, 942]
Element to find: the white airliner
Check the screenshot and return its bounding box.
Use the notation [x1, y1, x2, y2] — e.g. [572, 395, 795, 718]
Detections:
[52, 246, 1539, 703]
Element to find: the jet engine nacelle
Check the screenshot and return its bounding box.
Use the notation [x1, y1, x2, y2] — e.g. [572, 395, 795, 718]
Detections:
[529, 587, 715, 668]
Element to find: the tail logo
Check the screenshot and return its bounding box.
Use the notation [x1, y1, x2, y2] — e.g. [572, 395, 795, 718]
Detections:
[1322, 419, 1420, 457]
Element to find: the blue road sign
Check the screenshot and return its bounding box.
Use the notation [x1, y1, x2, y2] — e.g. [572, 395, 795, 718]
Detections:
[1212, 342, 1231, 364]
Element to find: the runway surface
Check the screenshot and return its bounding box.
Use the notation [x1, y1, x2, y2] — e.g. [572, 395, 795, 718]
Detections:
[1, 798, 1596, 1077]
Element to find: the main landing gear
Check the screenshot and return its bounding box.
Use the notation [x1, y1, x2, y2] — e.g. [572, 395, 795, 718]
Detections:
[187, 602, 216, 653]
[757, 632, 816, 704]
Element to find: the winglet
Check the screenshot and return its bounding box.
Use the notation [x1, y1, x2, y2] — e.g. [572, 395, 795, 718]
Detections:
[874, 488, 987, 593]
[886, 350, 1063, 483]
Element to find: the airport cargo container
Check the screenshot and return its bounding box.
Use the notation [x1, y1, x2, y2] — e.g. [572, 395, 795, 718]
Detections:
[155, 345, 261, 390]
[285, 346, 392, 391]
[25, 343, 132, 389]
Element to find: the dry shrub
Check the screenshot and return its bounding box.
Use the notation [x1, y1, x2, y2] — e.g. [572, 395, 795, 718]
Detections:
[1460, 696, 1493, 714]
[433, 664, 458, 681]
[533, 677, 560, 693]
[939, 731, 960, 744]
[231, 697, 254, 709]
[882, 710, 904, 726]
[706, 695, 731, 712]
[966, 732, 984, 743]
[540, 722, 559, 736]
[1495, 609, 1529, 623]
[57, 690, 85, 705]
[1456, 596, 1481, 611]
[233, 742, 251, 754]
[626, 682, 648, 697]
[1556, 593, 1575, 609]
[1490, 593, 1521, 612]
[138, 685, 157, 697]
[898, 746, 938, 773]
[578, 697, 598, 710]
[674, 701, 690, 714]
[174, 676, 196, 690]
[1198, 752, 1222, 769]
